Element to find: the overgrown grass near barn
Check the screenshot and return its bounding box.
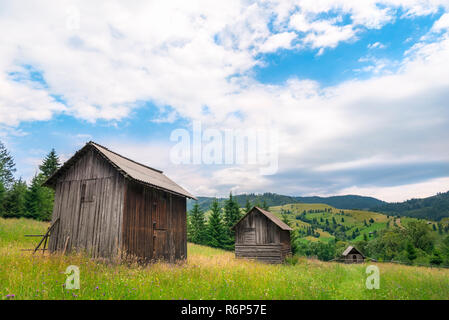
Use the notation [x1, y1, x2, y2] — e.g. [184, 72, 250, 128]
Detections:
[1, 217, 449, 300]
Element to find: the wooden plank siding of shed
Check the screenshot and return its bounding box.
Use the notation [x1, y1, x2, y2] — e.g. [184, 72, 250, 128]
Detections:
[235, 210, 291, 264]
[121, 181, 187, 263]
[48, 148, 125, 258]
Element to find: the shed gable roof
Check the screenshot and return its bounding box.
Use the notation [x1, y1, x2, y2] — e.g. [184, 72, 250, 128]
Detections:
[233, 206, 293, 231]
[44, 141, 196, 199]
[342, 246, 364, 257]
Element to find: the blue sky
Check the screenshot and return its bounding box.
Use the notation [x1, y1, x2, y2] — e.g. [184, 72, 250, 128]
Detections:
[1, 1, 449, 202]
[255, 12, 441, 86]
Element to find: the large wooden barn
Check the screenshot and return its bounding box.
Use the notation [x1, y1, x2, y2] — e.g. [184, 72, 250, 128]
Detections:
[232, 207, 293, 264]
[44, 141, 195, 263]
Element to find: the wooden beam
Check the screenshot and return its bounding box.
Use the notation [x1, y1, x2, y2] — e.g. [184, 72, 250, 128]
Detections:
[33, 218, 60, 254]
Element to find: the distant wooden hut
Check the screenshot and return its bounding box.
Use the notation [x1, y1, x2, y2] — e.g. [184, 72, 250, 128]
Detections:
[232, 206, 293, 264]
[341, 246, 365, 263]
[44, 141, 195, 263]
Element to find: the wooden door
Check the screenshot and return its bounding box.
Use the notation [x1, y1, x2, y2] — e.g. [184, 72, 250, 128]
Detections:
[76, 179, 97, 250]
[152, 191, 169, 260]
[152, 230, 167, 260]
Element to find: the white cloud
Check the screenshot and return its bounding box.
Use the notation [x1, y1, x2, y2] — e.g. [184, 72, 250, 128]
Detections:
[368, 41, 386, 49]
[0, 74, 66, 126]
[432, 12, 449, 31]
[2, 1, 447, 126]
[259, 32, 297, 53]
[289, 13, 357, 49]
[2, 1, 449, 200]
[337, 177, 449, 202]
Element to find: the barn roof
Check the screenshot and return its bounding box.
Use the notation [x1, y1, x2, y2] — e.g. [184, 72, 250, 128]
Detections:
[44, 141, 196, 199]
[232, 206, 293, 231]
[342, 246, 364, 257]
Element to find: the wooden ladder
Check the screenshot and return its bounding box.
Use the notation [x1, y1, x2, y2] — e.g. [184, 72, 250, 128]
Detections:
[24, 218, 60, 254]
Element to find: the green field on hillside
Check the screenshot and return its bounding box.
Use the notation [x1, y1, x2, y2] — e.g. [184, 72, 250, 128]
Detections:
[270, 203, 443, 243]
[1, 217, 449, 300]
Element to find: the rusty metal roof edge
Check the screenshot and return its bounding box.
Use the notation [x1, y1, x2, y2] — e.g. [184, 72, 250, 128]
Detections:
[232, 206, 293, 231]
[43, 142, 196, 200]
[89, 141, 163, 174]
[89, 142, 196, 199]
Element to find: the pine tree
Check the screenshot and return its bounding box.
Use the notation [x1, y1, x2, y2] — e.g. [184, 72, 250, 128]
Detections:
[3, 178, 27, 218]
[223, 192, 241, 249]
[245, 197, 252, 213]
[206, 199, 225, 248]
[25, 174, 54, 221]
[0, 181, 5, 216]
[430, 249, 443, 265]
[24, 149, 61, 221]
[406, 242, 417, 263]
[39, 149, 61, 178]
[262, 199, 269, 211]
[281, 213, 290, 227]
[254, 197, 262, 208]
[188, 202, 206, 244]
[0, 141, 16, 189]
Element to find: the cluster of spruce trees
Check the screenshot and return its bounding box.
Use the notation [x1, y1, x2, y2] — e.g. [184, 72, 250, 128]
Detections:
[0, 141, 61, 221]
[187, 194, 270, 250]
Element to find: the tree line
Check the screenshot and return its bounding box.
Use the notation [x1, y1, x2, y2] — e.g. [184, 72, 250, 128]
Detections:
[0, 141, 60, 221]
[187, 194, 270, 250]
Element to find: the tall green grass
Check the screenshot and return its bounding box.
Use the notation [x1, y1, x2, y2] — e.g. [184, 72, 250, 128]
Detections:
[1, 217, 449, 300]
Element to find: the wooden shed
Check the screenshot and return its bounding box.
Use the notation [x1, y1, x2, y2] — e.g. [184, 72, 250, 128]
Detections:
[232, 206, 293, 264]
[341, 246, 365, 263]
[44, 141, 195, 263]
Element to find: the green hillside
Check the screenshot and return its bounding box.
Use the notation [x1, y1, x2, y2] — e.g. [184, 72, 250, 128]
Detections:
[269, 202, 446, 244]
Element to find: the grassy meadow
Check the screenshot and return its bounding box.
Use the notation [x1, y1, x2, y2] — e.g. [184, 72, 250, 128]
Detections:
[1, 217, 449, 300]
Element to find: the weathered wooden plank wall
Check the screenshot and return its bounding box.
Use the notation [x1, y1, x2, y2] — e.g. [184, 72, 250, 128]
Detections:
[235, 211, 281, 245]
[121, 181, 187, 263]
[48, 149, 125, 258]
[235, 209, 291, 263]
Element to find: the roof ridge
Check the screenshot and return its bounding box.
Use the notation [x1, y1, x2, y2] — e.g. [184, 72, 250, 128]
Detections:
[233, 206, 293, 231]
[44, 141, 196, 199]
[88, 141, 163, 174]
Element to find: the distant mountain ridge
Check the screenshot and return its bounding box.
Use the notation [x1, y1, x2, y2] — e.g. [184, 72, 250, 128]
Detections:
[371, 191, 449, 221]
[187, 192, 386, 212]
[188, 191, 449, 221]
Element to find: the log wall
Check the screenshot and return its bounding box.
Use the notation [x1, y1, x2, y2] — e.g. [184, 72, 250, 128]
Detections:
[235, 209, 291, 264]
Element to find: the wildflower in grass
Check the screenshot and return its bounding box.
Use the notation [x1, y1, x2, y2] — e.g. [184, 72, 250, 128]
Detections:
[95, 286, 99, 290]
[6, 294, 15, 299]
